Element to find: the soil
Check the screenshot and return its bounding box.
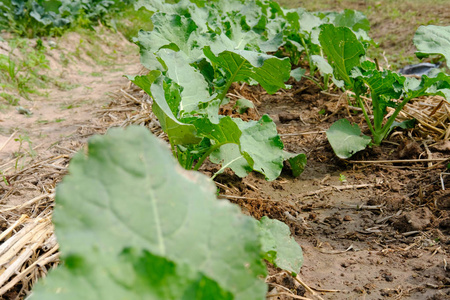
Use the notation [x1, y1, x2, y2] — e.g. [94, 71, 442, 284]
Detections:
[215, 80, 450, 299]
[0, 3, 449, 300]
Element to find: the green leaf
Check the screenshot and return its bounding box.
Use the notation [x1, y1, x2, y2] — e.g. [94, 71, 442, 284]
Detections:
[296, 9, 323, 34]
[290, 68, 306, 81]
[404, 71, 450, 100]
[125, 70, 162, 98]
[414, 25, 450, 62]
[210, 143, 252, 178]
[351, 69, 403, 99]
[136, 13, 200, 67]
[32, 248, 234, 300]
[319, 24, 365, 87]
[210, 116, 286, 181]
[204, 47, 291, 94]
[31, 126, 267, 299]
[388, 119, 416, 136]
[121, 249, 233, 299]
[326, 119, 372, 159]
[311, 55, 333, 75]
[158, 49, 211, 114]
[192, 116, 241, 145]
[235, 98, 255, 114]
[235, 115, 285, 181]
[330, 9, 370, 33]
[283, 152, 307, 177]
[130, 74, 200, 145]
[258, 217, 303, 275]
[153, 80, 202, 145]
[311, 55, 344, 87]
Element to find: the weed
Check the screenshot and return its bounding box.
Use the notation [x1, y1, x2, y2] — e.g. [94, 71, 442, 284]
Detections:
[90, 72, 103, 77]
[13, 134, 36, 170]
[0, 38, 50, 100]
[0, 92, 20, 106]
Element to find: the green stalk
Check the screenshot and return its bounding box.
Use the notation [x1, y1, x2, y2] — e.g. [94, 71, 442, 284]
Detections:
[371, 92, 383, 132]
[354, 92, 375, 136]
[169, 139, 177, 158]
[373, 96, 412, 145]
[192, 143, 226, 171]
[302, 75, 322, 89]
[300, 37, 315, 75]
[322, 73, 330, 90]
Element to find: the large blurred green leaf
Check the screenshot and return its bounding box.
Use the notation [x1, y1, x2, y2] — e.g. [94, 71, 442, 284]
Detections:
[30, 126, 267, 299]
[414, 25, 450, 62]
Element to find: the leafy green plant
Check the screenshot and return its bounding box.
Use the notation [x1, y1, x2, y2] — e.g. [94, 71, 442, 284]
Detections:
[320, 24, 450, 158]
[30, 126, 303, 299]
[129, 0, 309, 180]
[0, 0, 135, 37]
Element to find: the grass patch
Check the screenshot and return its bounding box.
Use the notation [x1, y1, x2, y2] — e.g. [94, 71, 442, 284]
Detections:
[113, 7, 154, 41]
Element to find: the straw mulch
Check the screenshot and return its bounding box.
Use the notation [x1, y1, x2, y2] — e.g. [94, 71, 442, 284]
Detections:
[397, 95, 450, 141]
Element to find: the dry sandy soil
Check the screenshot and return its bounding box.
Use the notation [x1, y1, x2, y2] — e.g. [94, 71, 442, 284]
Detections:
[0, 2, 449, 300]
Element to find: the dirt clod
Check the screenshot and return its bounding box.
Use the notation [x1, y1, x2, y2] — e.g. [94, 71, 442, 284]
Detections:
[392, 207, 435, 232]
[278, 113, 300, 123]
[397, 140, 422, 159]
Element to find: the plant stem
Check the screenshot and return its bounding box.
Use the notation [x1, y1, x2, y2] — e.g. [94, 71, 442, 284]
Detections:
[322, 73, 330, 90]
[371, 92, 383, 132]
[210, 155, 245, 180]
[192, 143, 224, 171]
[374, 96, 412, 145]
[300, 37, 315, 75]
[302, 75, 322, 89]
[354, 92, 375, 136]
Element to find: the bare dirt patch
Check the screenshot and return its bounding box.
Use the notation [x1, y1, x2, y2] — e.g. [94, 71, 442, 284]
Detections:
[213, 79, 450, 299]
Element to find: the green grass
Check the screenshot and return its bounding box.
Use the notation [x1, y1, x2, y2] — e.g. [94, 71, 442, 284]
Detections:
[113, 7, 154, 41]
[90, 72, 103, 77]
[0, 38, 50, 103]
